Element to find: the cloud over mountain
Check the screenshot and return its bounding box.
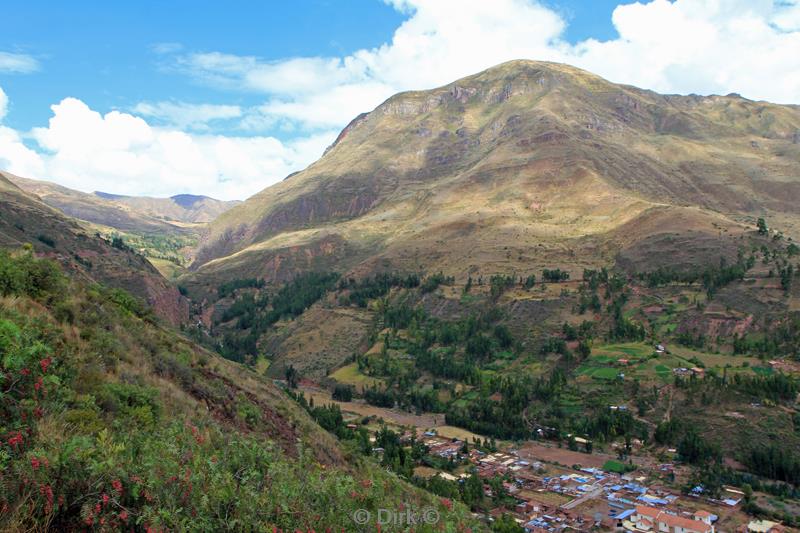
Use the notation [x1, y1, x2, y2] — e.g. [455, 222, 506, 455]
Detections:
[0, 96, 335, 200]
[1, 1, 800, 199]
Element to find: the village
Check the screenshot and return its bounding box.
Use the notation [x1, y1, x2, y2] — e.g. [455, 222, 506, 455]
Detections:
[350, 421, 790, 533]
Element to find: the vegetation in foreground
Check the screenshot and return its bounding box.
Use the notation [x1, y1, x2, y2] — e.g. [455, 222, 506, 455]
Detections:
[0, 249, 477, 531]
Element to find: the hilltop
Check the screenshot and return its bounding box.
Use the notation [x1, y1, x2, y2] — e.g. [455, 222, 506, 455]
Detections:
[6, 173, 190, 235]
[93, 190, 240, 224]
[188, 60, 800, 288]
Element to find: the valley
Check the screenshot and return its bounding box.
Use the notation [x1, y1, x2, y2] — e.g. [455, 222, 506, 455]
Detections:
[4, 172, 239, 279]
[2, 59, 800, 531]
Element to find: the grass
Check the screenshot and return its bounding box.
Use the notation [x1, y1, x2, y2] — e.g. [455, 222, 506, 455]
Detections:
[577, 360, 626, 380]
[434, 425, 488, 442]
[603, 460, 628, 473]
[330, 362, 383, 390]
[592, 342, 654, 360]
[254, 356, 271, 375]
[582, 342, 773, 384]
[147, 257, 186, 280]
[588, 367, 622, 380]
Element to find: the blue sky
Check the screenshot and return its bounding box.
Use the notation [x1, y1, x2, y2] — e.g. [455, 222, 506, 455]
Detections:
[0, 0, 620, 134]
[1, 0, 799, 199]
[0, 1, 406, 133]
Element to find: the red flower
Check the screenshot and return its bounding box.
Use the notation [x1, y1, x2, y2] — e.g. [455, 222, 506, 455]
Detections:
[40, 358, 51, 373]
[30, 457, 40, 470]
[440, 498, 453, 511]
[34, 377, 43, 391]
[188, 424, 205, 444]
[8, 432, 23, 447]
[119, 510, 129, 522]
[40, 484, 54, 513]
[112, 479, 123, 494]
[20, 368, 30, 376]
[102, 493, 110, 505]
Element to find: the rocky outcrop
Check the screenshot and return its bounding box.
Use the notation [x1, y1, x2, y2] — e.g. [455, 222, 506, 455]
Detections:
[255, 183, 380, 238]
[324, 112, 369, 155]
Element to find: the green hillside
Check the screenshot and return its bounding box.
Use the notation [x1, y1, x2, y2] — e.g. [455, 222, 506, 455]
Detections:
[0, 249, 477, 531]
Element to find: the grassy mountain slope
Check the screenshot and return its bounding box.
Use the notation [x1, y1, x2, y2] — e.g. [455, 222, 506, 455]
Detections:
[188, 60, 800, 288]
[4, 173, 193, 235]
[7, 173, 239, 229]
[94, 191, 240, 224]
[0, 174, 188, 325]
[5, 172, 242, 279]
[0, 250, 476, 531]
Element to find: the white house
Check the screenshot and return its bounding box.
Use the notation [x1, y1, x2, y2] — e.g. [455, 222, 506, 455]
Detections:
[628, 505, 714, 533]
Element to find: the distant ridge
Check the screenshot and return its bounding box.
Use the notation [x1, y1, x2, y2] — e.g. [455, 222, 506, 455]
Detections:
[0, 171, 189, 324]
[91, 190, 241, 223]
[94, 191, 127, 200]
[5, 175, 241, 227]
[170, 193, 212, 209]
[94, 191, 218, 210]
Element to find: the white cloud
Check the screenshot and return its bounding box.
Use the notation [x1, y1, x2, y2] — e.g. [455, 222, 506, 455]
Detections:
[772, 0, 800, 31]
[0, 86, 46, 178]
[151, 42, 184, 55]
[176, 0, 800, 138]
[0, 51, 39, 73]
[571, 0, 800, 102]
[132, 101, 242, 130]
[178, 0, 567, 130]
[4, 0, 800, 201]
[0, 126, 46, 179]
[0, 87, 8, 122]
[0, 95, 336, 200]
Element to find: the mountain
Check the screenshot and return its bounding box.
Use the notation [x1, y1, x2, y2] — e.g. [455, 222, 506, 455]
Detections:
[5, 173, 188, 235]
[93, 190, 240, 224]
[0, 173, 188, 324]
[6, 173, 240, 231]
[188, 60, 800, 288]
[0, 249, 475, 530]
[176, 65, 800, 518]
[5, 172, 242, 279]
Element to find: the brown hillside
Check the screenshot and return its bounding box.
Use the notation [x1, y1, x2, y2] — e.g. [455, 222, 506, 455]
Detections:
[188, 60, 800, 286]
